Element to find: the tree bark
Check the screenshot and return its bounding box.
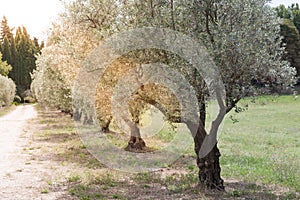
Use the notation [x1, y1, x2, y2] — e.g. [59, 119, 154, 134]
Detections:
[124, 122, 146, 152]
[187, 121, 224, 190]
[195, 129, 224, 190]
[101, 116, 112, 133]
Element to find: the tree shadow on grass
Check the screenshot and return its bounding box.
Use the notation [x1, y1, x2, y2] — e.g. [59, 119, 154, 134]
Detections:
[28, 107, 103, 168]
[52, 172, 299, 200]
[222, 180, 299, 200]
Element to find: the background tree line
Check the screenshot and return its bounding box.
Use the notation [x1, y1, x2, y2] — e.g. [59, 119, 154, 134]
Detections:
[0, 16, 43, 100]
[275, 3, 300, 79]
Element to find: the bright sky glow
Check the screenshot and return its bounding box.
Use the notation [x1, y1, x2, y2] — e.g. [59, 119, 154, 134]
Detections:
[270, 0, 299, 7]
[0, 0, 298, 42]
[0, 0, 63, 41]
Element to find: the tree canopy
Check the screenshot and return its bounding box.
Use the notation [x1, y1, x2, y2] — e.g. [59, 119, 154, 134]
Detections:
[275, 4, 300, 76]
[280, 18, 300, 75]
[275, 3, 300, 32]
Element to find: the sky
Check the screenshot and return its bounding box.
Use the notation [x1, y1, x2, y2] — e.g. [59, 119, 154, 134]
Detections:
[0, 0, 298, 42]
[0, 0, 63, 41]
[270, 0, 299, 7]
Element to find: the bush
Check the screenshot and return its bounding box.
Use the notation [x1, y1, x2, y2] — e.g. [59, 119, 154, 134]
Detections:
[13, 95, 22, 104]
[0, 75, 16, 107]
[24, 96, 36, 104]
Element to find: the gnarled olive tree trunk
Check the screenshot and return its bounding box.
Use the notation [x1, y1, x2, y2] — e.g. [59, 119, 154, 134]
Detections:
[124, 121, 146, 152]
[192, 124, 224, 190]
[187, 97, 225, 190]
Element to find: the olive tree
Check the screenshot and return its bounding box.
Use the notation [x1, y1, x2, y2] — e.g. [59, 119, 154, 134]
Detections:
[33, 0, 296, 190]
[31, 16, 99, 112]
[0, 52, 15, 107]
[0, 75, 15, 107]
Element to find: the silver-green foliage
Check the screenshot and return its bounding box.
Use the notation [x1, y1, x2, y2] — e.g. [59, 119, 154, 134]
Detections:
[31, 17, 99, 113]
[31, 48, 72, 112]
[0, 75, 16, 106]
[33, 0, 297, 115]
[0, 52, 15, 107]
[65, 0, 296, 109]
[117, 0, 296, 109]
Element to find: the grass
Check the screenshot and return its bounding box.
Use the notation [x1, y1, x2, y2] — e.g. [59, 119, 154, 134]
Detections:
[218, 95, 300, 193]
[68, 184, 104, 200]
[41, 189, 49, 194]
[28, 96, 299, 199]
[68, 175, 81, 183]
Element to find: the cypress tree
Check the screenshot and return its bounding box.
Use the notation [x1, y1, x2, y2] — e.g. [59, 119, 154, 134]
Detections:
[14, 27, 23, 95]
[280, 18, 300, 75]
[290, 3, 300, 33]
[2, 36, 11, 63]
[9, 37, 18, 82]
[14, 26, 40, 96]
[276, 4, 300, 76]
[0, 16, 14, 42]
[40, 41, 45, 50]
[0, 17, 43, 98]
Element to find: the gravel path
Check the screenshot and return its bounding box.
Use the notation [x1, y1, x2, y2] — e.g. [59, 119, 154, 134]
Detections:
[0, 105, 62, 199]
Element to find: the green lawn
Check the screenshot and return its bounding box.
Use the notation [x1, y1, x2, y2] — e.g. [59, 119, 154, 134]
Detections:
[217, 95, 300, 192]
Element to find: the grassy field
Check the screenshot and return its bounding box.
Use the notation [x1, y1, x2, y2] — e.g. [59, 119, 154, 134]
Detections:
[218, 95, 300, 198]
[26, 95, 299, 199]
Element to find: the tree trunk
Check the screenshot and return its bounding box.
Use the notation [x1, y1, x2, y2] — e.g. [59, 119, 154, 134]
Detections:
[124, 122, 146, 152]
[101, 116, 112, 133]
[195, 130, 224, 190]
[187, 120, 225, 191]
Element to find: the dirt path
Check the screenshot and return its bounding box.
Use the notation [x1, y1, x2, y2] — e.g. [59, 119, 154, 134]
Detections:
[0, 105, 63, 199]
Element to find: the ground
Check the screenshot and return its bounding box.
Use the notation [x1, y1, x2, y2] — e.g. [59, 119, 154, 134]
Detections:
[0, 96, 299, 199]
[0, 105, 63, 199]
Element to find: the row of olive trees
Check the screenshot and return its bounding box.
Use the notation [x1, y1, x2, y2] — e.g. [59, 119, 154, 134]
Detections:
[0, 52, 15, 107]
[31, 0, 297, 190]
[31, 17, 99, 112]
